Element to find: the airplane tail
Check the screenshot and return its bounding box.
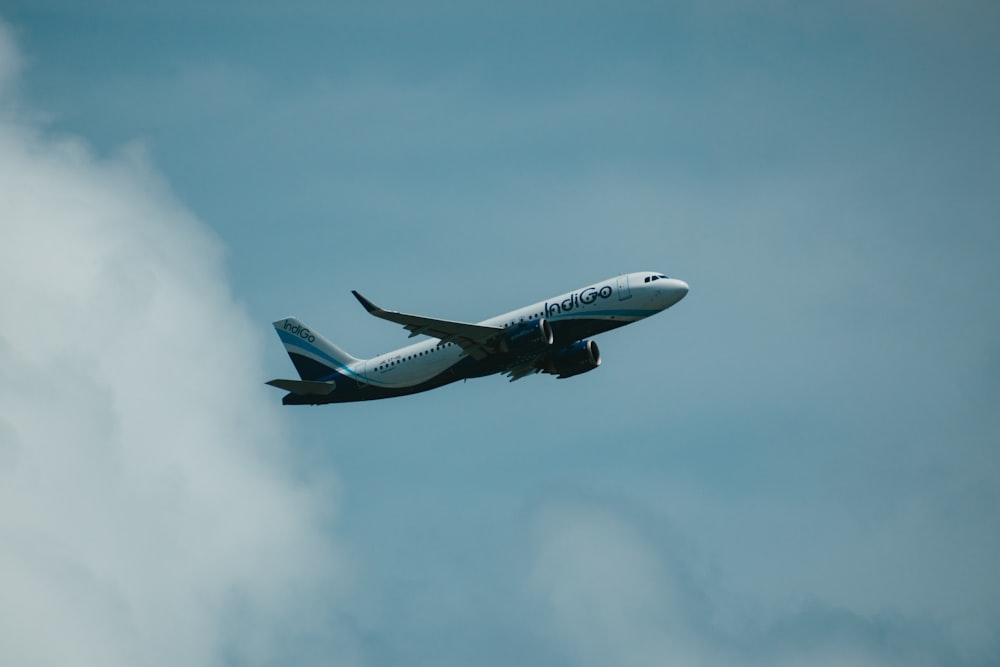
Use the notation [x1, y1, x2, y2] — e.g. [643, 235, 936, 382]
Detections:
[272, 317, 361, 381]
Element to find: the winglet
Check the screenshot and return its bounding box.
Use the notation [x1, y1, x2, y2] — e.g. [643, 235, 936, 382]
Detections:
[351, 290, 382, 315]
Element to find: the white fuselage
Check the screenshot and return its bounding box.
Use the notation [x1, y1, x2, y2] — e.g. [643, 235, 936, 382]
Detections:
[357, 272, 687, 389]
[270, 270, 688, 404]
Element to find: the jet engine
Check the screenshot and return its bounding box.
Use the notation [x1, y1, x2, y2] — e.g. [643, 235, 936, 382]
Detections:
[544, 339, 601, 378]
[501, 318, 554, 355]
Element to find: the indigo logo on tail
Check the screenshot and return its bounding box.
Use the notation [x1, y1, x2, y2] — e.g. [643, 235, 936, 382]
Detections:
[283, 320, 316, 343]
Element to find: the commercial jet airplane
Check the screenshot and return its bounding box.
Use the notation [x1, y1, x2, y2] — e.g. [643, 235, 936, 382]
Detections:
[267, 271, 688, 404]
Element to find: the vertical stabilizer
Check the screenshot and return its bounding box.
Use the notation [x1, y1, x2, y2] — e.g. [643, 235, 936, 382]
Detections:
[272, 317, 361, 381]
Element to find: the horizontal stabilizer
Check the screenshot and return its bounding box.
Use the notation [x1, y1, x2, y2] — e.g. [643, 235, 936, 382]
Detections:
[266, 378, 338, 395]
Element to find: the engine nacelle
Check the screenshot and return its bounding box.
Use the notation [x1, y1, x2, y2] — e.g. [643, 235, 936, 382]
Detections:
[501, 318, 554, 355]
[544, 339, 601, 378]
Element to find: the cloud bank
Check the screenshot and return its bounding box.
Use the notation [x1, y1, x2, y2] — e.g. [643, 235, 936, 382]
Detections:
[0, 23, 351, 667]
[527, 498, 977, 667]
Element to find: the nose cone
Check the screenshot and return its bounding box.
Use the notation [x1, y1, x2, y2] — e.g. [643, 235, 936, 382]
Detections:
[663, 278, 689, 306]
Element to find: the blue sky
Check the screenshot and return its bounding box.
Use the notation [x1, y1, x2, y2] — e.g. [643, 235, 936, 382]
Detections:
[1, 2, 998, 665]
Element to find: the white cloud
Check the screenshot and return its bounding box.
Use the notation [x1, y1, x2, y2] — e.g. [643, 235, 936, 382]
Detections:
[528, 501, 706, 667]
[0, 24, 354, 667]
[527, 498, 980, 667]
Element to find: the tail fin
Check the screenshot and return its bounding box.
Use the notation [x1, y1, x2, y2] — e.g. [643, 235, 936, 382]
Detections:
[272, 317, 361, 381]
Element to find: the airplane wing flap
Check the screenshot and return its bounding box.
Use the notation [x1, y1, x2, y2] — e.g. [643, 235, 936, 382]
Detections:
[505, 363, 541, 382]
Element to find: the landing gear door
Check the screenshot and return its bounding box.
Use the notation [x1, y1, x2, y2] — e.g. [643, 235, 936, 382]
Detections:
[616, 274, 632, 301]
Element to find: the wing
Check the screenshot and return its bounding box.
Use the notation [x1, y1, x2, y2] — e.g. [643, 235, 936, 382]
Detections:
[352, 291, 503, 360]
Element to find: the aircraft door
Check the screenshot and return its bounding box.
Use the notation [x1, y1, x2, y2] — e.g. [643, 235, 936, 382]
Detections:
[616, 274, 632, 301]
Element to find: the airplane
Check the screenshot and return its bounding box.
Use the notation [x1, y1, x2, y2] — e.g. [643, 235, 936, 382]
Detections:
[267, 271, 688, 404]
